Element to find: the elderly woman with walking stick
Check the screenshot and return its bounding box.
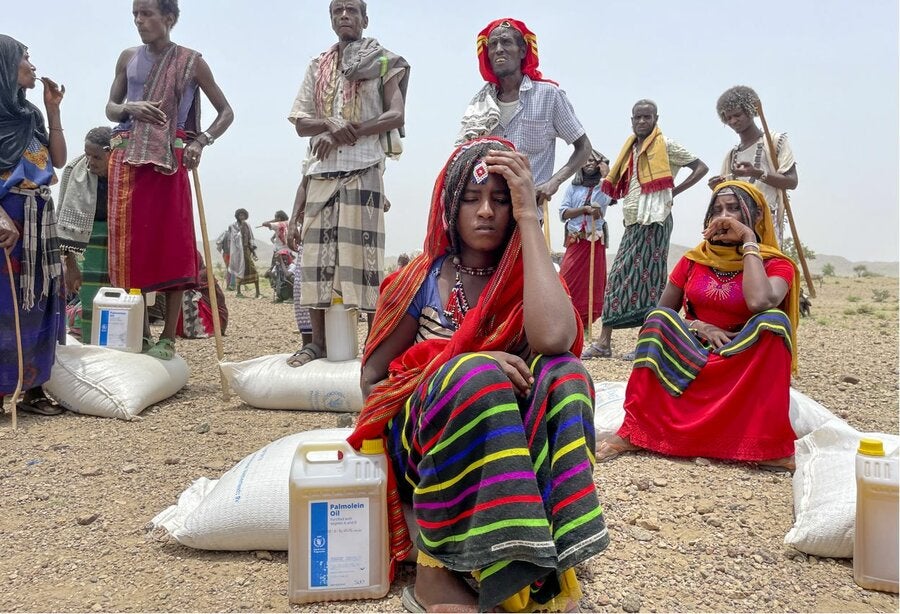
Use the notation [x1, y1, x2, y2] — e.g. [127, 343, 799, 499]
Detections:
[0, 34, 67, 417]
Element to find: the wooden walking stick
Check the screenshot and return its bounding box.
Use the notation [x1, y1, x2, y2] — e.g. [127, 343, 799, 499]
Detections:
[191, 167, 230, 399]
[755, 101, 816, 298]
[586, 213, 597, 343]
[4, 250, 23, 430]
[539, 196, 552, 250]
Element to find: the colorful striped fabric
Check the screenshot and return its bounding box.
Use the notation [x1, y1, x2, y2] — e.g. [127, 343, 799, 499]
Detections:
[632, 307, 708, 396]
[387, 352, 608, 611]
[716, 309, 792, 358]
[633, 307, 793, 396]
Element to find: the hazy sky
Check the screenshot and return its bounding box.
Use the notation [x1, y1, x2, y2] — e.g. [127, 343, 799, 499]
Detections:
[9, 0, 899, 261]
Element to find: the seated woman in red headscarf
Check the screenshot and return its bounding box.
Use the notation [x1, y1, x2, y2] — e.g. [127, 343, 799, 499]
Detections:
[349, 138, 608, 613]
[596, 180, 800, 470]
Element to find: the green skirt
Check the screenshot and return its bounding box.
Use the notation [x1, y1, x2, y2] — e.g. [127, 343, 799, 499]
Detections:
[75, 220, 110, 341]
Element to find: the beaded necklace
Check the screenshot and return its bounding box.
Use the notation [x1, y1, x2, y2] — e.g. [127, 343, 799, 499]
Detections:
[443, 257, 497, 330]
[710, 267, 741, 282]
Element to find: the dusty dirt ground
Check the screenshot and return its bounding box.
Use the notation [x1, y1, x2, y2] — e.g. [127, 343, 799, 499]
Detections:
[1, 274, 898, 613]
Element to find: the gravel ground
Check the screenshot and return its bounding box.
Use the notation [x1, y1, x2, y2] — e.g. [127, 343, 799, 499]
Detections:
[0, 274, 897, 613]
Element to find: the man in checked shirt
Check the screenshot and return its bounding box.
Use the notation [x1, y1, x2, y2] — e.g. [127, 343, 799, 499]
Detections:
[456, 17, 593, 222]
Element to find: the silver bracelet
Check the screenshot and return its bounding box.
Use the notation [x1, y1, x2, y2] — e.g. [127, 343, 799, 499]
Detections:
[758, 171, 769, 183]
[742, 241, 759, 251]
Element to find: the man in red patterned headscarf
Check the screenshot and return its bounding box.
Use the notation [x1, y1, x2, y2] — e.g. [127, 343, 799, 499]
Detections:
[456, 18, 592, 218]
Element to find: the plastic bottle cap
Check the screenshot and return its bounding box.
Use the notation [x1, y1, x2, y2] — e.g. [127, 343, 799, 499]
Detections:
[128, 288, 141, 295]
[332, 296, 344, 305]
[361, 439, 384, 455]
[858, 438, 885, 457]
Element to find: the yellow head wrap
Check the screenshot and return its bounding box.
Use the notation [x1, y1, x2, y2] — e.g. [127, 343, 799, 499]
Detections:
[683, 180, 800, 372]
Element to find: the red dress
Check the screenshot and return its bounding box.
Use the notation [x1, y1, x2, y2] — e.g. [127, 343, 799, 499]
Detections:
[618, 256, 796, 461]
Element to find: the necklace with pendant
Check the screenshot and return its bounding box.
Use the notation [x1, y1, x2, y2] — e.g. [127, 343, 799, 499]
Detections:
[443, 258, 496, 329]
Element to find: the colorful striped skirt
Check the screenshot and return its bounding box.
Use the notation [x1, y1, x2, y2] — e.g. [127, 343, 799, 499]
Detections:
[620, 307, 795, 461]
[74, 220, 110, 341]
[0, 191, 65, 395]
[387, 352, 609, 611]
[601, 215, 672, 329]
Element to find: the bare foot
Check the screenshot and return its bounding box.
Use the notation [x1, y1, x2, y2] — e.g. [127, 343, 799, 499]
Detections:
[758, 455, 795, 472]
[413, 564, 478, 611]
[595, 435, 639, 462]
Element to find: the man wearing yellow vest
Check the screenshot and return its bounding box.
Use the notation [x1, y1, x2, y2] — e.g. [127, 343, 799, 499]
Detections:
[584, 100, 708, 360]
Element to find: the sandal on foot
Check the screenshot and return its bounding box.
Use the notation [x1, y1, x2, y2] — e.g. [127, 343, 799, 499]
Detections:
[581, 343, 612, 360]
[286, 342, 323, 368]
[596, 438, 639, 463]
[141, 336, 154, 353]
[402, 585, 481, 613]
[621, 350, 637, 362]
[402, 586, 425, 613]
[146, 337, 176, 360]
[17, 394, 64, 416]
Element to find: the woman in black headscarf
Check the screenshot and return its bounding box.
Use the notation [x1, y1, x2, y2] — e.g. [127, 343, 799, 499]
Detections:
[0, 34, 67, 416]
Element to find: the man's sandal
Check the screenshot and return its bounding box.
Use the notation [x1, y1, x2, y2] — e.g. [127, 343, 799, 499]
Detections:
[581, 343, 612, 360]
[146, 337, 176, 360]
[286, 342, 323, 368]
[17, 391, 65, 416]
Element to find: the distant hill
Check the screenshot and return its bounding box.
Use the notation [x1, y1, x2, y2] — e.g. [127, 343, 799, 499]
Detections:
[663, 244, 898, 278]
[202, 239, 897, 279]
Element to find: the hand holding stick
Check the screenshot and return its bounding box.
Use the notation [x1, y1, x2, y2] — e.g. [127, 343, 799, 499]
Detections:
[755, 100, 816, 298]
[586, 214, 596, 342]
[539, 196, 551, 251]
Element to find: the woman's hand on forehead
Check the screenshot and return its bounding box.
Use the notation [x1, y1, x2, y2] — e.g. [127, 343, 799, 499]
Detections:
[483, 150, 538, 223]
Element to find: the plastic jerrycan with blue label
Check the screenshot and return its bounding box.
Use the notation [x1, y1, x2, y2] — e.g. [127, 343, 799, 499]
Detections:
[91, 287, 143, 352]
[288, 437, 389, 603]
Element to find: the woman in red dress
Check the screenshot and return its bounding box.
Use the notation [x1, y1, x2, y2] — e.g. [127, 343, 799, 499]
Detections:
[597, 180, 799, 469]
